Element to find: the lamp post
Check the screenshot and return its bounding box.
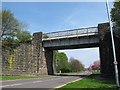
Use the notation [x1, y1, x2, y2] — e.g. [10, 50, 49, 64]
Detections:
[106, 0, 120, 87]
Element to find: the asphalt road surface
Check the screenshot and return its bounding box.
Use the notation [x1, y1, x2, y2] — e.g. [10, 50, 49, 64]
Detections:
[1, 71, 91, 90]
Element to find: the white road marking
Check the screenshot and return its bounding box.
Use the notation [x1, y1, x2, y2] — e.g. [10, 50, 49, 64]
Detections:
[1, 78, 42, 82]
[0, 83, 22, 88]
[9, 83, 23, 87]
[32, 81, 43, 83]
[0, 81, 42, 88]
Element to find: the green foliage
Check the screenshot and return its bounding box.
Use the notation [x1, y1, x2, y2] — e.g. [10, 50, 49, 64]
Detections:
[1, 9, 20, 39]
[54, 52, 70, 73]
[1, 9, 32, 45]
[16, 30, 32, 43]
[111, 1, 120, 27]
[54, 52, 85, 73]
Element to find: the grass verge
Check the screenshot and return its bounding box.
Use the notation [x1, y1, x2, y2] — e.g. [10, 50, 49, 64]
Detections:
[55, 74, 116, 89]
[0, 75, 49, 80]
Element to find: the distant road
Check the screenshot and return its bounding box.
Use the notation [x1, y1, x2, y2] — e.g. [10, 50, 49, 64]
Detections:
[1, 71, 91, 90]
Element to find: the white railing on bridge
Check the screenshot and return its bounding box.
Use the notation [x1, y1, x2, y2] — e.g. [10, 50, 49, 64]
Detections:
[42, 27, 98, 40]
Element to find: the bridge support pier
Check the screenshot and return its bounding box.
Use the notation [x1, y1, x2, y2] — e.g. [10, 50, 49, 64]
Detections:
[33, 32, 44, 75]
[44, 49, 54, 75]
[98, 23, 119, 80]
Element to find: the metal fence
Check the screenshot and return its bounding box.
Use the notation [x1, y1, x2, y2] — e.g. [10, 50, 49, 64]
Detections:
[43, 27, 98, 39]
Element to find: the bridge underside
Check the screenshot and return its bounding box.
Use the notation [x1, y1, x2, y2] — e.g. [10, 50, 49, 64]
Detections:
[44, 43, 99, 50]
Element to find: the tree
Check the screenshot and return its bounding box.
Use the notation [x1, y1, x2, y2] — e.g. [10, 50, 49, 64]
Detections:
[111, 0, 120, 27]
[1, 10, 20, 39]
[16, 30, 32, 43]
[1, 9, 32, 45]
[69, 57, 85, 72]
[88, 60, 100, 71]
[54, 52, 70, 73]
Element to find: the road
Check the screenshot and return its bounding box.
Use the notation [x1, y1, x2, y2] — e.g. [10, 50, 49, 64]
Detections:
[1, 71, 91, 90]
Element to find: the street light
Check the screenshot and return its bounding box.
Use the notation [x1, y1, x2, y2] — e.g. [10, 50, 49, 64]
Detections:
[106, 0, 120, 87]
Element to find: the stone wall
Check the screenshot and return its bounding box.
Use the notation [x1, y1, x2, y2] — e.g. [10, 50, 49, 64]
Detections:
[98, 23, 115, 78]
[2, 32, 48, 76]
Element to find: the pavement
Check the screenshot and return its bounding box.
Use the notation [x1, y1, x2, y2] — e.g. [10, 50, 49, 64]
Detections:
[1, 71, 91, 90]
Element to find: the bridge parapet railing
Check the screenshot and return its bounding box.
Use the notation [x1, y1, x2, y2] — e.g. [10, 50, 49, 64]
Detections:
[43, 27, 98, 39]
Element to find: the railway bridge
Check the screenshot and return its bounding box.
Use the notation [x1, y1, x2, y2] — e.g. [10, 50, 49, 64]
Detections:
[33, 23, 120, 79]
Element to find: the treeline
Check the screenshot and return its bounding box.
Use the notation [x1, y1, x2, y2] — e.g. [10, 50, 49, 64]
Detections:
[111, 0, 120, 28]
[53, 51, 85, 73]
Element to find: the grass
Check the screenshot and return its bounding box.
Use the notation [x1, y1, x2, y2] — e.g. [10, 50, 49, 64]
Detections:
[55, 74, 116, 89]
[0, 75, 49, 80]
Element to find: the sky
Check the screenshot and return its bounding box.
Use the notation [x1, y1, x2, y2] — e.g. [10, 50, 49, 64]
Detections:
[2, 2, 114, 68]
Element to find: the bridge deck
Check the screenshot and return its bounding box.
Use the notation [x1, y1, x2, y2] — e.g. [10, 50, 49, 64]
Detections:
[42, 27, 99, 49]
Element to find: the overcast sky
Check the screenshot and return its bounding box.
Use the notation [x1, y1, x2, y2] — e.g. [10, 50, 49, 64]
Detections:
[3, 2, 113, 68]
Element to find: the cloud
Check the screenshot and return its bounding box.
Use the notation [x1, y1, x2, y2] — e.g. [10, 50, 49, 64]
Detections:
[64, 9, 82, 27]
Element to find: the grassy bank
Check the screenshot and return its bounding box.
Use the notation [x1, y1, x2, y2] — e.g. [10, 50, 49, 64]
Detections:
[0, 75, 49, 80]
[56, 74, 116, 89]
